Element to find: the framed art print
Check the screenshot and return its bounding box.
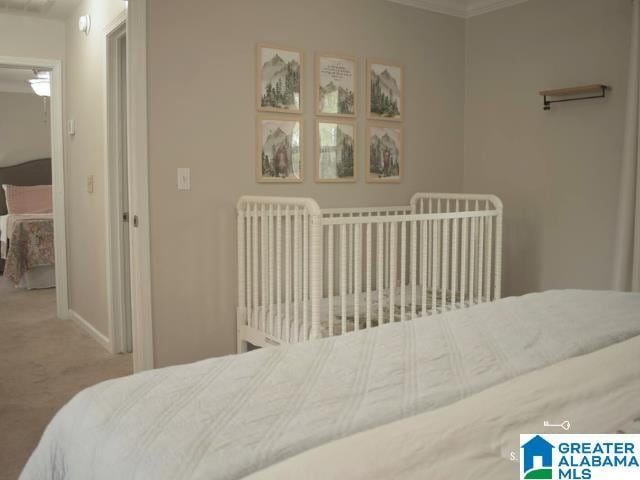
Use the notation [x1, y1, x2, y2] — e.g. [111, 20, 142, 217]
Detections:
[257, 44, 303, 113]
[257, 116, 303, 183]
[367, 59, 403, 122]
[316, 119, 356, 183]
[366, 122, 402, 183]
[316, 53, 357, 117]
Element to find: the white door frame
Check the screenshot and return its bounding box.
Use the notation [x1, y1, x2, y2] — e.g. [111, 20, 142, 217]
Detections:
[105, 11, 129, 355]
[0, 56, 68, 320]
[104, 2, 154, 371]
[126, 0, 155, 372]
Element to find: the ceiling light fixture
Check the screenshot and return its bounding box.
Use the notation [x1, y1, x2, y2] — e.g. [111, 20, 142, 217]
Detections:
[28, 70, 51, 97]
[29, 79, 50, 97]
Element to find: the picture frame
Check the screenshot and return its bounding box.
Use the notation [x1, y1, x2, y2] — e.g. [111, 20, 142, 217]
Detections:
[366, 122, 402, 183]
[367, 59, 403, 122]
[256, 44, 303, 114]
[315, 53, 357, 117]
[256, 115, 303, 183]
[315, 119, 356, 183]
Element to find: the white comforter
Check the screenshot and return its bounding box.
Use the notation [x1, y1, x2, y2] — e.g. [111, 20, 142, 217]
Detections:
[248, 334, 640, 480]
[20, 290, 640, 480]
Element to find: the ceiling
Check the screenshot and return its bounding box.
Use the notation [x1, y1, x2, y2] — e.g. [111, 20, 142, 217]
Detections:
[0, 67, 42, 94]
[388, 0, 531, 18]
[0, 0, 81, 19]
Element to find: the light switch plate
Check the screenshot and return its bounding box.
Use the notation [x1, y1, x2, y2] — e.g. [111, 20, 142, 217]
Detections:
[87, 175, 94, 194]
[67, 119, 75, 136]
[177, 168, 190, 191]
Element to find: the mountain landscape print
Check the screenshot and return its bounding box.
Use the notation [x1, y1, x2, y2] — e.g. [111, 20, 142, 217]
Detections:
[367, 124, 402, 182]
[368, 61, 403, 121]
[317, 121, 355, 182]
[258, 117, 302, 182]
[258, 46, 302, 112]
[317, 55, 356, 116]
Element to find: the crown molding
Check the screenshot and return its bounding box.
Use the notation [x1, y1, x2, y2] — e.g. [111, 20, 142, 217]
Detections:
[387, 0, 467, 18]
[466, 0, 530, 17]
[387, 0, 531, 18]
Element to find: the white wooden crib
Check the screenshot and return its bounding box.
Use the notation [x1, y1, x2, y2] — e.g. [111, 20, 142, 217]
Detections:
[237, 193, 502, 351]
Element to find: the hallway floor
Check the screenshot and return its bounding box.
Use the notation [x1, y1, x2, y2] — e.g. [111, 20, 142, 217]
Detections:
[0, 279, 132, 480]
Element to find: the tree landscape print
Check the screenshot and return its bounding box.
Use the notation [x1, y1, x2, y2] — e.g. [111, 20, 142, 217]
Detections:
[369, 62, 402, 121]
[317, 55, 355, 116]
[368, 125, 401, 182]
[317, 121, 355, 182]
[258, 118, 302, 182]
[259, 46, 302, 112]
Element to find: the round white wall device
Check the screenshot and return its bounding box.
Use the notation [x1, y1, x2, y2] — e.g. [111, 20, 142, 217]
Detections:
[78, 15, 91, 34]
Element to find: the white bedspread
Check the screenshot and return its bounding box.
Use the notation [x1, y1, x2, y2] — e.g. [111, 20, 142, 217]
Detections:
[248, 334, 640, 480]
[20, 290, 640, 480]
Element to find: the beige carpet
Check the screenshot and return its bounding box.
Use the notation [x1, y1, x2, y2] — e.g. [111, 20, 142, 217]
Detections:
[0, 278, 132, 480]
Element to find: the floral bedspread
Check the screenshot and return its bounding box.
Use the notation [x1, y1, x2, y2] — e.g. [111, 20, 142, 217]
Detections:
[3, 219, 54, 285]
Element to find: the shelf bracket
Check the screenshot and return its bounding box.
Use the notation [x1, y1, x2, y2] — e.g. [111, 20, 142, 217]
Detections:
[543, 85, 608, 111]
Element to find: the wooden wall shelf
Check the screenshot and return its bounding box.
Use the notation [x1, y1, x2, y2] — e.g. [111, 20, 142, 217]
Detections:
[539, 84, 609, 111]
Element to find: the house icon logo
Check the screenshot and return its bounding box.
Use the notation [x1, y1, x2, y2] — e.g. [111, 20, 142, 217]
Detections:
[521, 435, 555, 479]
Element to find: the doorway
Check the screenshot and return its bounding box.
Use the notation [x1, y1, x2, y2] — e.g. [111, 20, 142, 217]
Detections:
[106, 19, 133, 354]
[0, 57, 68, 318]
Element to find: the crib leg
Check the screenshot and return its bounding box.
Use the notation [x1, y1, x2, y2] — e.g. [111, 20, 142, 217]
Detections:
[237, 333, 249, 354]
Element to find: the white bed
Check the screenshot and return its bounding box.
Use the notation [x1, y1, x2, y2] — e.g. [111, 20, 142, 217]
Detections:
[248, 334, 640, 480]
[20, 290, 640, 480]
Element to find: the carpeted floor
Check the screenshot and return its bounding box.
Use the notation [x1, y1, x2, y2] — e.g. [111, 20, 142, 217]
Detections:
[0, 278, 132, 480]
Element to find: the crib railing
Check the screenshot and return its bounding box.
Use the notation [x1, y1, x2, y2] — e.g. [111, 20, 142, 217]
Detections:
[237, 193, 503, 351]
[237, 196, 323, 351]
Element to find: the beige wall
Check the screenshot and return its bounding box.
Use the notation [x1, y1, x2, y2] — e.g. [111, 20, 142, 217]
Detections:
[464, 0, 631, 296]
[147, 0, 466, 366]
[0, 13, 65, 60]
[64, 0, 126, 335]
[0, 92, 51, 167]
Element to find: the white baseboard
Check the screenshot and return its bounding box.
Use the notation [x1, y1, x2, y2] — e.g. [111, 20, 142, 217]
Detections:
[69, 309, 112, 352]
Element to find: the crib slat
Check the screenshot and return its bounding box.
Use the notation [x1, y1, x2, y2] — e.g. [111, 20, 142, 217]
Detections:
[451, 217, 459, 308]
[477, 209, 484, 303]
[385, 222, 390, 290]
[469, 216, 476, 305]
[421, 220, 428, 315]
[442, 218, 449, 312]
[303, 213, 309, 339]
[400, 221, 407, 321]
[366, 223, 372, 329]
[431, 218, 438, 313]
[389, 222, 397, 323]
[328, 224, 334, 337]
[410, 220, 417, 318]
[427, 201, 432, 290]
[293, 207, 300, 342]
[276, 206, 282, 338]
[252, 205, 259, 328]
[268, 206, 274, 336]
[285, 207, 291, 341]
[261, 205, 267, 333]
[485, 216, 493, 303]
[461, 217, 468, 306]
[340, 224, 347, 334]
[377, 223, 384, 325]
[245, 206, 251, 329]
[354, 224, 361, 330]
